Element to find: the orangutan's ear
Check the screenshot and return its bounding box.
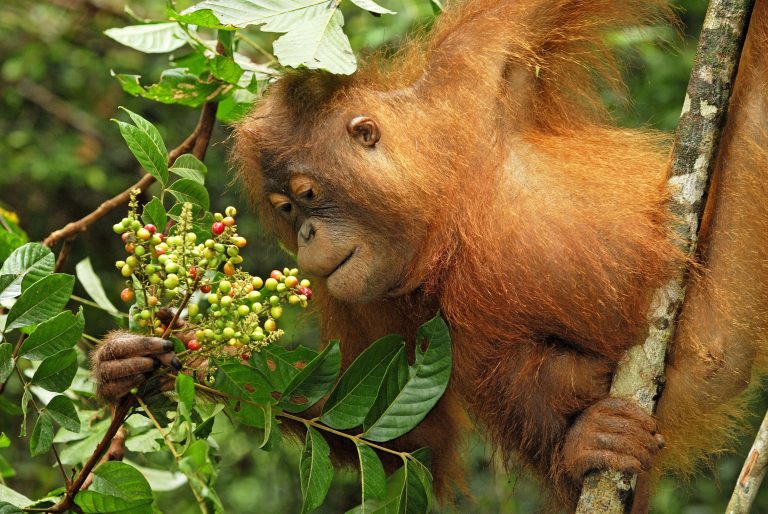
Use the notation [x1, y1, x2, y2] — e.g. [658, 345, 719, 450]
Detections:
[347, 116, 380, 147]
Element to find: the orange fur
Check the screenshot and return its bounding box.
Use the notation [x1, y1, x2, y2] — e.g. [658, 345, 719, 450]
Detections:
[233, 0, 768, 509]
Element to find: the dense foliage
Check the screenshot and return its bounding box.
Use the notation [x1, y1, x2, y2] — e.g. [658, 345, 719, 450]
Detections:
[1, 0, 767, 512]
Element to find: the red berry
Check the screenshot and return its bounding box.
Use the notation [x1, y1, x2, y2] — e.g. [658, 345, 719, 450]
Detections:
[200, 283, 212, 293]
[223, 262, 235, 276]
[121, 232, 129, 243]
[186, 339, 201, 351]
[298, 287, 313, 300]
[125, 243, 136, 253]
[212, 222, 225, 235]
[189, 266, 198, 279]
[154, 247, 166, 257]
[120, 288, 135, 302]
[144, 224, 157, 234]
[241, 353, 250, 361]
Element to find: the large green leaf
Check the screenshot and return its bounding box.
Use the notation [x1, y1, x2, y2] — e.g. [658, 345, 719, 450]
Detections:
[397, 457, 431, 514]
[250, 345, 318, 392]
[362, 315, 452, 442]
[169, 154, 207, 184]
[114, 69, 222, 108]
[0, 243, 54, 301]
[4, 274, 75, 331]
[75, 259, 119, 316]
[29, 415, 54, 457]
[0, 501, 24, 513]
[0, 486, 31, 509]
[74, 462, 154, 513]
[18, 308, 83, 360]
[167, 179, 210, 212]
[114, 110, 169, 185]
[299, 427, 333, 514]
[214, 359, 274, 404]
[0, 343, 12, 383]
[356, 443, 387, 508]
[280, 340, 340, 413]
[44, 395, 80, 433]
[32, 349, 78, 393]
[182, 1, 358, 74]
[321, 335, 403, 429]
[350, 0, 395, 14]
[105, 22, 188, 54]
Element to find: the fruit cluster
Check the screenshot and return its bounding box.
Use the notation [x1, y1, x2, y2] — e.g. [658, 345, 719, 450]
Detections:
[114, 191, 311, 360]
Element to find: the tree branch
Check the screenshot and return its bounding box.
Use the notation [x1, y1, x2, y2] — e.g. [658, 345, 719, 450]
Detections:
[726, 407, 768, 513]
[575, 1, 757, 511]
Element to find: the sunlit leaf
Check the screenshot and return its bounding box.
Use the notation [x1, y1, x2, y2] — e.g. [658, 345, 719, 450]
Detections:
[141, 197, 168, 233]
[75, 259, 120, 316]
[32, 349, 78, 393]
[5, 274, 75, 331]
[113, 69, 223, 108]
[350, 0, 396, 14]
[105, 22, 188, 54]
[170, 154, 207, 184]
[44, 395, 80, 433]
[0, 344, 12, 383]
[114, 108, 169, 185]
[0, 243, 54, 301]
[74, 462, 154, 513]
[18, 308, 83, 360]
[167, 179, 210, 212]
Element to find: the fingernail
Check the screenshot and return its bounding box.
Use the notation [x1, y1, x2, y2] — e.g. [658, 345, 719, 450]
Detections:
[171, 357, 182, 370]
[162, 340, 174, 351]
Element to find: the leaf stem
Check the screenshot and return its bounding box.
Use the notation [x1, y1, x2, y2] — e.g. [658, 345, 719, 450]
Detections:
[134, 395, 180, 459]
[70, 294, 129, 317]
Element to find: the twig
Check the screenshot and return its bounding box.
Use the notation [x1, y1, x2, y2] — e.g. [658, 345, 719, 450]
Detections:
[726, 407, 768, 513]
[135, 396, 180, 459]
[575, 1, 757, 511]
[43, 102, 218, 250]
[54, 238, 75, 273]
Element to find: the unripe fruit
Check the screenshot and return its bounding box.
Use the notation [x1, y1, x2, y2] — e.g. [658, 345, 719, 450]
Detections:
[207, 294, 219, 305]
[300, 279, 311, 288]
[164, 274, 179, 289]
[234, 236, 247, 248]
[276, 283, 286, 293]
[225, 206, 237, 217]
[126, 256, 138, 267]
[151, 234, 163, 245]
[237, 305, 250, 316]
[120, 288, 135, 302]
[285, 276, 299, 288]
[130, 220, 142, 230]
[211, 222, 225, 235]
[290, 268, 299, 277]
[165, 262, 180, 274]
[231, 255, 244, 265]
[227, 246, 239, 257]
[115, 260, 126, 269]
[214, 212, 224, 221]
[137, 227, 151, 240]
[270, 270, 283, 281]
[158, 255, 169, 265]
[223, 327, 235, 339]
[288, 294, 300, 305]
[252, 302, 263, 312]
[205, 239, 215, 248]
[270, 306, 283, 319]
[219, 280, 232, 294]
[252, 277, 264, 289]
[265, 278, 278, 291]
[220, 295, 233, 308]
[188, 303, 200, 317]
[148, 295, 158, 306]
[186, 232, 197, 243]
[134, 245, 146, 256]
[222, 216, 235, 226]
[247, 290, 261, 301]
[149, 273, 162, 285]
[121, 264, 133, 278]
[269, 295, 280, 306]
[154, 326, 165, 335]
[187, 339, 202, 351]
[113, 223, 124, 234]
[264, 319, 277, 332]
[223, 262, 235, 276]
[140, 309, 151, 320]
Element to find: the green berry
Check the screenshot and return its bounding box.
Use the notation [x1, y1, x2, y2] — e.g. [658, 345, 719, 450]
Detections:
[270, 306, 283, 319]
[121, 264, 133, 278]
[276, 283, 286, 293]
[247, 290, 261, 301]
[164, 274, 179, 289]
[265, 278, 278, 291]
[219, 280, 232, 294]
[113, 223, 124, 234]
[252, 302, 263, 312]
[207, 293, 219, 305]
[220, 295, 233, 308]
[237, 305, 250, 316]
[125, 256, 138, 267]
[134, 245, 146, 256]
[223, 327, 235, 339]
[188, 304, 200, 317]
[269, 295, 280, 306]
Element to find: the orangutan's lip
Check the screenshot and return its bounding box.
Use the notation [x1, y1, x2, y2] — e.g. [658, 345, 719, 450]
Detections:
[327, 247, 358, 278]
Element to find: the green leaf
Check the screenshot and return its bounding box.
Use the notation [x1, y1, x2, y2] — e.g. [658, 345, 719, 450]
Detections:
[105, 22, 188, 54]
[209, 55, 244, 84]
[176, 373, 195, 419]
[125, 430, 162, 453]
[299, 427, 333, 514]
[167, 179, 210, 212]
[74, 462, 154, 513]
[169, 8, 230, 29]
[214, 359, 273, 404]
[44, 395, 80, 433]
[280, 341, 340, 413]
[362, 315, 452, 442]
[170, 154, 207, 184]
[0, 396, 22, 416]
[113, 69, 221, 108]
[0, 433, 8, 448]
[19, 308, 83, 360]
[29, 415, 54, 456]
[32, 349, 78, 393]
[0, 501, 23, 514]
[0, 343, 12, 383]
[397, 457, 431, 514]
[114, 110, 169, 185]
[356, 443, 387, 506]
[182, 1, 357, 74]
[350, 0, 396, 14]
[141, 197, 168, 233]
[75, 259, 120, 316]
[321, 335, 403, 429]
[5, 274, 74, 331]
[0, 486, 31, 509]
[0, 243, 54, 301]
[250, 345, 318, 392]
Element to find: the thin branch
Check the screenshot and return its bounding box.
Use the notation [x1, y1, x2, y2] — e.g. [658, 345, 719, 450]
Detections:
[43, 102, 218, 250]
[135, 396, 180, 459]
[576, 1, 757, 511]
[726, 407, 768, 513]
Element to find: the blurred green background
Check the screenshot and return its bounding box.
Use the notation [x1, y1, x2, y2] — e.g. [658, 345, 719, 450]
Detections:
[1, 0, 766, 512]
